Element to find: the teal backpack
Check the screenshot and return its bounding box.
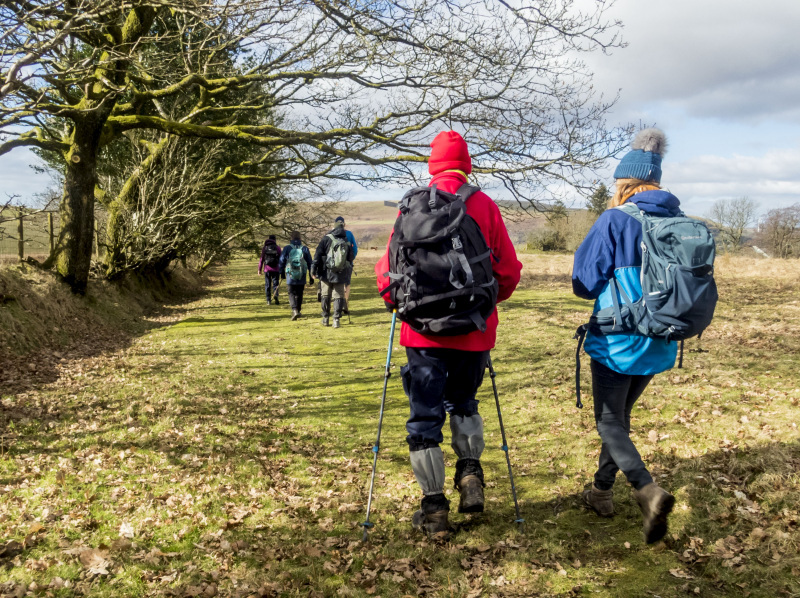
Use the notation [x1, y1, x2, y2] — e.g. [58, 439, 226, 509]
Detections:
[286, 245, 307, 281]
[574, 203, 718, 406]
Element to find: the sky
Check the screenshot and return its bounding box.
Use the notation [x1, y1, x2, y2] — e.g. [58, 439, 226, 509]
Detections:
[2, 0, 799, 218]
[581, 0, 800, 217]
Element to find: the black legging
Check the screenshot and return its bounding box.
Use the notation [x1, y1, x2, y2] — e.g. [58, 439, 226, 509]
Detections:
[590, 359, 655, 491]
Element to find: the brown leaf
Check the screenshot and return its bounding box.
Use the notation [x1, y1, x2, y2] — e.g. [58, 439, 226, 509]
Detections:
[78, 548, 110, 575]
[110, 538, 132, 552]
[0, 540, 23, 558]
[669, 568, 694, 579]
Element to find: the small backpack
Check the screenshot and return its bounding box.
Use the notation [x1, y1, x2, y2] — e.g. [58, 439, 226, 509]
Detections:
[262, 240, 280, 269]
[574, 202, 718, 406]
[325, 234, 349, 273]
[286, 245, 307, 281]
[380, 183, 498, 336]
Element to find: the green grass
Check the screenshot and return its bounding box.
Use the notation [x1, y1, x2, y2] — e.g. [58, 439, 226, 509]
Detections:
[1, 252, 799, 597]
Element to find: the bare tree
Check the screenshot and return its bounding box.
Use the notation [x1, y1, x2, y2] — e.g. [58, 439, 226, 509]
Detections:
[2, 0, 629, 292]
[707, 197, 757, 252]
[759, 204, 800, 258]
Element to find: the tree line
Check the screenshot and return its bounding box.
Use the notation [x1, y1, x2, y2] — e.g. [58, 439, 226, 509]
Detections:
[528, 187, 800, 259]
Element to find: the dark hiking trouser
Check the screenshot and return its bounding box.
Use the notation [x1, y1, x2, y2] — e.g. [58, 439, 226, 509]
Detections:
[320, 281, 345, 318]
[264, 272, 280, 301]
[403, 348, 489, 500]
[287, 284, 305, 311]
[402, 348, 489, 450]
[590, 359, 655, 491]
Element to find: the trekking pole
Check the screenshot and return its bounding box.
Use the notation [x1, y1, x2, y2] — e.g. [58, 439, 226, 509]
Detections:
[487, 355, 524, 532]
[361, 310, 398, 542]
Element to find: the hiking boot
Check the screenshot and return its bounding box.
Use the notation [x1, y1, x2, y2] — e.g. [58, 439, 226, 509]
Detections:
[453, 458, 485, 513]
[411, 509, 451, 541]
[632, 483, 675, 544]
[456, 475, 484, 513]
[266, 299, 271, 305]
[582, 484, 614, 517]
[333, 318, 340, 329]
[291, 310, 299, 321]
[273, 296, 279, 305]
[321, 316, 329, 326]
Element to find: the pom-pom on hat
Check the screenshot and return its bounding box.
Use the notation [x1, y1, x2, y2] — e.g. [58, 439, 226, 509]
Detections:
[613, 128, 668, 183]
[428, 131, 472, 176]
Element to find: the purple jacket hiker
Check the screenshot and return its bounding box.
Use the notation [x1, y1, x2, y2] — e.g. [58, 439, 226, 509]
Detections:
[258, 239, 281, 275]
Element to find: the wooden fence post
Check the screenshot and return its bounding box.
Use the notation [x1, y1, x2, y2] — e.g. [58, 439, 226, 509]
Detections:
[17, 210, 24, 261]
[48, 212, 55, 255]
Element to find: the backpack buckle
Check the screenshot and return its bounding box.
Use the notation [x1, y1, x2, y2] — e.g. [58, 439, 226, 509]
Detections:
[452, 235, 463, 250]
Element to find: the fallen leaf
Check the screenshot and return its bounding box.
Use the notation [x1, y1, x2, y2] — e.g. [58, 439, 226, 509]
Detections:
[119, 521, 135, 539]
[79, 548, 110, 575]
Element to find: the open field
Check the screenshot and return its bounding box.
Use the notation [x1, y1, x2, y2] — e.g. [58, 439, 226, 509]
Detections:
[1, 251, 799, 597]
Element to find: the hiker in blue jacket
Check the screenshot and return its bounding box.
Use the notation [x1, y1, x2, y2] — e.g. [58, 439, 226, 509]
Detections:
[572, 128, 677, 544]
[278, 231, 314, 321]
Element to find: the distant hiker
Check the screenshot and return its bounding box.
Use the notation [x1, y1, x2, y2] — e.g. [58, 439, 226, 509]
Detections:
[278, 231, 314, 321]
[312, 220, 355, 329]
[572, 128, 717, 544]
[258, 235, 282, 305]
[375, 131, 522, 539]
[333, 216, 358, 314]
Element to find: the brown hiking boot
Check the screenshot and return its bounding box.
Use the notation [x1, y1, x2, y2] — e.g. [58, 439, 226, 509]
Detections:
[412, 509, 451, 541]
[582, 484, 614, 517]
[633, 483, 675, 544]
[456, 475, 485, 513]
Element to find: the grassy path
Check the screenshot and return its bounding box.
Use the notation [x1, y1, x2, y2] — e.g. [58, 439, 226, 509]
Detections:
[1, 253, 799, 597]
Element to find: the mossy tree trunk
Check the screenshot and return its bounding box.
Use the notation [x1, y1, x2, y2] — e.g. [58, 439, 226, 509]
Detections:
[54, 118, 104, 294]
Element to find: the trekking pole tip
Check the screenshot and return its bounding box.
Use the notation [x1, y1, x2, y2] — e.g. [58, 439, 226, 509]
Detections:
[360, 521, 373, 543]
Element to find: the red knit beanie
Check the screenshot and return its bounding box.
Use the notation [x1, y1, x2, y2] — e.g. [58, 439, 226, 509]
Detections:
[428, 131, 472, 175]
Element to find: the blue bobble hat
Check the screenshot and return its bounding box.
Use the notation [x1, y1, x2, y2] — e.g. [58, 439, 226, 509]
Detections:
[335, 216, 345, 223]
[613, 128, 668, 183]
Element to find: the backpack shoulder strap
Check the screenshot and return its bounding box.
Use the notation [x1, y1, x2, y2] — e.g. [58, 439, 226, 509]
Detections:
[455, 183, 480, 202]
[614, 202, 646, 224]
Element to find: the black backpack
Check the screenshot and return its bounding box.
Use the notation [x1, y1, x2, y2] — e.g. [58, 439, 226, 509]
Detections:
[261, 240, 280, 269]
[379, 183, 498, 336]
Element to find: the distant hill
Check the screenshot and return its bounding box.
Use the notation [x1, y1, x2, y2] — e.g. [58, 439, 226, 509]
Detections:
[338, 201, 548, 249]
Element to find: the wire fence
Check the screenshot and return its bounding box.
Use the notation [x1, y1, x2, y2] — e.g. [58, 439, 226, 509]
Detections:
[0, 209, 105, 265]
[0, 210, 58, 264]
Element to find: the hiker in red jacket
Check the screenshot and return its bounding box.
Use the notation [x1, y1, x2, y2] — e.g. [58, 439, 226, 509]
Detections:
[375, 131, 522, 539]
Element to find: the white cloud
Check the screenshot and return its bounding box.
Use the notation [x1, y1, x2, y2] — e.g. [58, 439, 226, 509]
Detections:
[587, 0, 800, 122]
[667, 149, 800, 215]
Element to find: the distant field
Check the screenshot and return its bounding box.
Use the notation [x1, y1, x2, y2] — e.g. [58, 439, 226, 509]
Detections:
[0, 211, 58, 260]
[338, 200, 548, 248]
